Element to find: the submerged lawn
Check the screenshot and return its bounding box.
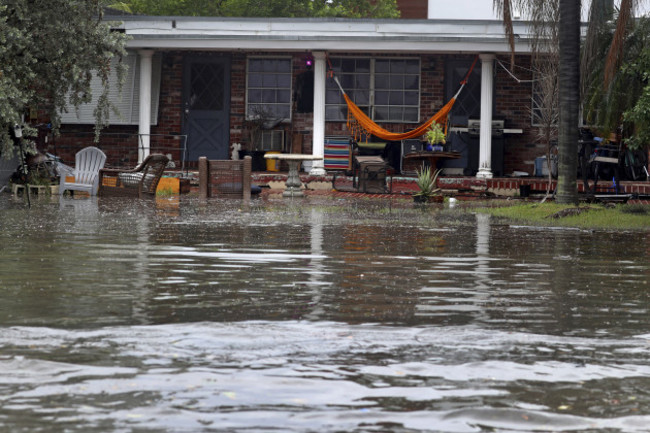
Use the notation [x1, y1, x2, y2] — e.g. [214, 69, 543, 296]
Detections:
[475, 202, 650, 231]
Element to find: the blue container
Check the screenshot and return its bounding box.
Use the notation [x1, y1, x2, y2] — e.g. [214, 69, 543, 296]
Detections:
[534, 156, 547, 177]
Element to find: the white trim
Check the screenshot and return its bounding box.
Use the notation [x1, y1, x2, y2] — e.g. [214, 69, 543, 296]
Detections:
[477, 53, 495, 179]
[138, 49, 154, 162]
[59, 51, 161, 126]
[310, 51, 327, 176]
[110, 17, 534, 54]
[245, 55, 293, 122]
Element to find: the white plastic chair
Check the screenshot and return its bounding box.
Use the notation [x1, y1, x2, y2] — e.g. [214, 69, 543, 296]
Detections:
[59, 147, 107, 196]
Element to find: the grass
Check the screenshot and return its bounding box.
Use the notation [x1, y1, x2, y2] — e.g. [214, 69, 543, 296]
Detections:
[476, 202, 650, 231]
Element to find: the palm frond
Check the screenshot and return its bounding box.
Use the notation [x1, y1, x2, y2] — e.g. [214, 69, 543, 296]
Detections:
[494, 0, 515, 66]
[581, 0, 614, 100]
[604, 0, 637, 87]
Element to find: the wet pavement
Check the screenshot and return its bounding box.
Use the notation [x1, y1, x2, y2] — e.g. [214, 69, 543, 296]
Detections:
[0, 194, 649, 432]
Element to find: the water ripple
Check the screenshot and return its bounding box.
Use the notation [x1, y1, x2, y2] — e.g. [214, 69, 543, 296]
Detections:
[2, 323, 650, 432]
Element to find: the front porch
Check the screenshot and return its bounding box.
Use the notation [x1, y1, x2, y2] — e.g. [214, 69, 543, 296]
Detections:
[52, 15, 650, 203]
[246, 170, 650, 203]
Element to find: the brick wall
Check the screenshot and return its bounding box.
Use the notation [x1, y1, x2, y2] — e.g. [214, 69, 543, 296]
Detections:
[396, 0, 428, 19]
[52, 126, 140, 167]
[57, 50, 539, 174]
[494, 54, 544, 174]
[230, 52, 247, 148]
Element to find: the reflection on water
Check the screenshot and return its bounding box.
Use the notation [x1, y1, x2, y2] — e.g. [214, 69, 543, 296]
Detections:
[0, 195, 649, 432]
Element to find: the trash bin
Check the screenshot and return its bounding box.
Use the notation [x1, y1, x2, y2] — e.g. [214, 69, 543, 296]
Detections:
[265, 151, 280, 171]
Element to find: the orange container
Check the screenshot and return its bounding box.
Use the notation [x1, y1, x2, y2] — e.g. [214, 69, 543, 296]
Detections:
[156, 177, 180, 194]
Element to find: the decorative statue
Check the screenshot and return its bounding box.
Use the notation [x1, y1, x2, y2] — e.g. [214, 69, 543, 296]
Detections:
[231, 142, 241, 160]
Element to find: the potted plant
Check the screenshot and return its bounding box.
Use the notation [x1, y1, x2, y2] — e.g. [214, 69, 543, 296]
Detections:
[413, 166, 443, 203]
[425, 123, 446, 151]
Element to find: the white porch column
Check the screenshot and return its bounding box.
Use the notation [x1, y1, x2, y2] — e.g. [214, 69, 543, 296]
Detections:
[310, 51, 327, 175]
[477, 53, 495, 179]
[138, 49, 154, 163]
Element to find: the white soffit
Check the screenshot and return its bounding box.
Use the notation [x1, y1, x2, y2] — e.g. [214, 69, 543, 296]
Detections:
[110, 17, 534, 54]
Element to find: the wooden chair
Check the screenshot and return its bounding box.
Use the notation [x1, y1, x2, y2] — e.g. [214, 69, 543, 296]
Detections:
[58, 146, 107, 196]
[98, 154, 169, 198]
[198, 156, 252, 200]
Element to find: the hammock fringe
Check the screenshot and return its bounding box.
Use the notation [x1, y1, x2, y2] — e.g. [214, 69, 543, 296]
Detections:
[337, 55, 478, 143]
[345, 94, 456, 142]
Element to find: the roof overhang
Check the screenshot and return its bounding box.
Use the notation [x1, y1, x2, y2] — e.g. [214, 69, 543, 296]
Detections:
[107, 16, 535, 54]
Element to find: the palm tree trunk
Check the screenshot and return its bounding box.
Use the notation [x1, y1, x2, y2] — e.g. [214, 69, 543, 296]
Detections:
[556, 0, 581, 204]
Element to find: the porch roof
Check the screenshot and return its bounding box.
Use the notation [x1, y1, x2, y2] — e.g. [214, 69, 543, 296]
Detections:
[109, 16, 534, 54]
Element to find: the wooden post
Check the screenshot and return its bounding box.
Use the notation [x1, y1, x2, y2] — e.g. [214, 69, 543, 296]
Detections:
[198, 156, 208, 198]
[243, 156, 252, 201]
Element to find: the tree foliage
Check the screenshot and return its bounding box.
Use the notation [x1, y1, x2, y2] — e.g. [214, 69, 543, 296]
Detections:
[0, 0, 128, 157]
[109, 0, 221, 16]
[109, 0, 400, 18]
[585, 15, 650, 150]
[496, 0, 646, 204]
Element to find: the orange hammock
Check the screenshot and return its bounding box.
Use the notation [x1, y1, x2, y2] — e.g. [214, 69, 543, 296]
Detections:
[334, 56, 478, 142]
[343, 92, 457, 142]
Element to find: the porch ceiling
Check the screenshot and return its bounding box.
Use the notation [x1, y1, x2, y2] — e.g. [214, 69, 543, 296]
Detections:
[110, 16, 534, 54]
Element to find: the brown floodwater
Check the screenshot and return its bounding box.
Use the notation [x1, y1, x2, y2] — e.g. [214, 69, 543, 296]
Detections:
[0, 194, 649, 432]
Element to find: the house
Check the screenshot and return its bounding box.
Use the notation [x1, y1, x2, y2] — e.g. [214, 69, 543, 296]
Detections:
[57, 9, 542, 179]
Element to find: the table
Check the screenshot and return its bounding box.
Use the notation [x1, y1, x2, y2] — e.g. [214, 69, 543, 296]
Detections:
[352, 155, 383, 188]
[264, 153, 323, 197]
[351, 155, 390, 192]
[403, 151, 461, 171]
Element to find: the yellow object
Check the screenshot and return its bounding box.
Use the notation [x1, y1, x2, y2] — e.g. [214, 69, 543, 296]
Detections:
[156, 177, 180, 194]
[265, 152, 280, 171]
[65, 176, 75, 183]
[101, 177, 118, 187]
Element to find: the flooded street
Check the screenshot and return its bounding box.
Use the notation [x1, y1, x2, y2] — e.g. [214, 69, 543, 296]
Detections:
[1, 195, 649, 432]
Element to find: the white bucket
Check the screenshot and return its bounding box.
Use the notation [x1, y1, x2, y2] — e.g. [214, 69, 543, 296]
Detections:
[302, 160, 313, 173]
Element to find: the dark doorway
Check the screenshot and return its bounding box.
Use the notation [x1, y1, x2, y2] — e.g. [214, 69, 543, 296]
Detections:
[446, 59, 482, 121]
[183, 55, 231, 161]
[443, 59, 483, 175]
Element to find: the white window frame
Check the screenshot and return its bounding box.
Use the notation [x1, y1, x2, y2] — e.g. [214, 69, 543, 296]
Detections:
[326, 56, 421, 123]
[326, 57, 372, 122]
[245, 56, 293, 123]
[531, 72, 558, 128]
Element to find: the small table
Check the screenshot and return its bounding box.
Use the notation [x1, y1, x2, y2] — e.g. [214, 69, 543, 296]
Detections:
[403, 151, 461, 171]
[352, 155, 385, 190]
[264, 153, 323, 197]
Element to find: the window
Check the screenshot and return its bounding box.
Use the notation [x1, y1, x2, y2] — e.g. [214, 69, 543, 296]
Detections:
[246, 57, 292, 121]
[531, 73, 558, 127]
[326, 58, 371, 121]
[59, 51, 162, 125]
[326, 57, 420, 123]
